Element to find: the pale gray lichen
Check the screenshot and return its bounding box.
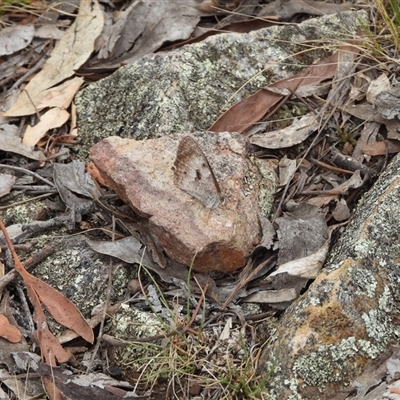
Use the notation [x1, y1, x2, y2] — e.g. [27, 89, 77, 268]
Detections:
[33, 235, 136, 321]
[293, 337, 359, 387]
[243, 169, 258, 197]
[379, 286, 392, 312]
[1, 194, 48, 225]
[106, 304, 166, 371]
[75, 11, 367, 160]
[356, 339, 381, 359]
[347, 266, 377, 298]
[251, 157, 277, 218]
[361, 309, 393, 347]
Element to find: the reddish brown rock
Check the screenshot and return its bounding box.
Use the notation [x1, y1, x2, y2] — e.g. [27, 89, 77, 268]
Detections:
[90, 131, 275, 273]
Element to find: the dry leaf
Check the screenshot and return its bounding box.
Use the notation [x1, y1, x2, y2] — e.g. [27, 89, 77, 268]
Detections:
[24, 274, 94, 344]
[3, 0, 104, 117]
[0, 174, 17, 198]
[250, 113, 317, 150]
[0, 314, 22, 343]
[42, 376, 64, 400]
[366, 73, 391, 104]
[258, 0, 352, 19]
[0, 220, 93, 365]
[0, 25, 34, 56]
[210, 45, 359, 133]
[0, 125, 45, 161]
[363, 140, 400, 156]
[24, 277, 73, 366]
[22, 108, 70, 147]
[332, 199, 350, 222]
[92, 0, 204, 68]
[37, 77, 84, 110]
[269, 238, 331, 279]
[243, 288, 297, 304]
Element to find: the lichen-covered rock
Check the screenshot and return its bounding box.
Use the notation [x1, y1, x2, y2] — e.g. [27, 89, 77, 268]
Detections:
[75, 11, 367, 159]
[32, 235, 135, 321]
[105, 304, 164, 373]
[259, 152, 400, 399]
[90, 131, 276, 273]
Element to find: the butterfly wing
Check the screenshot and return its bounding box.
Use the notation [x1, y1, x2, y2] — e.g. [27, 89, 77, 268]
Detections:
[173, 136, 222, 209]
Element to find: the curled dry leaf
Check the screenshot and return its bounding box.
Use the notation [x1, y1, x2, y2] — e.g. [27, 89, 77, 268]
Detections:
[269, 238, 331, 280]
[0, 314, 22, 343]
[3, 0, 103, 117]
[249, 113, 318, 149]
[0, 219, 93, 365]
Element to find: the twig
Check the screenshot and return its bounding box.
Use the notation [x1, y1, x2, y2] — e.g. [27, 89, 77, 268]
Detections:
[0, 164, 55, 188]
[0, 245, 54, 291]
[16, 283, 35, 332]
[309, 156, 354, 175]
[0, 193, 53, 210]
[86, 258, 113, 374]
[10, 52, 48, 91]
[188, 277, 209, 326]
[12, 185, 57, 193]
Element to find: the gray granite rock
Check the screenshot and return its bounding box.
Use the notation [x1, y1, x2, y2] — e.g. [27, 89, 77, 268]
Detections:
[75, 10, 367, 160]
[259, 152, 400, 399]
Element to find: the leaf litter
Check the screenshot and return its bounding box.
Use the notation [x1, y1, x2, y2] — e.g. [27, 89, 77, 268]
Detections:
[1, 0, 400, 399]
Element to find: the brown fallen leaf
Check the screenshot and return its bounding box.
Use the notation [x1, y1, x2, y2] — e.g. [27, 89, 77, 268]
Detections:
[0, 219, 93, 366]
[362, 140, 400, 156]
[42, 376, 64, 400]
[209, 45, 359, 133]
[25, 275, 94, 344]
[0, 314, 22, 343]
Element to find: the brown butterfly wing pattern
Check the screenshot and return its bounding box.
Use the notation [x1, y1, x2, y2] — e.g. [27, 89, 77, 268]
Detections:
[173, 136, 222, 209]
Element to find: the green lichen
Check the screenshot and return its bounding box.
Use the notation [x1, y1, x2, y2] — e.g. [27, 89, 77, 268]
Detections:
[361, 309, 393, 347]
[251, 158, 277, 218]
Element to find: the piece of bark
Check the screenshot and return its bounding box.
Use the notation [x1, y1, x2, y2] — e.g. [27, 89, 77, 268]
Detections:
[90, 131, 275, 273]
[259, 151, 400, 399]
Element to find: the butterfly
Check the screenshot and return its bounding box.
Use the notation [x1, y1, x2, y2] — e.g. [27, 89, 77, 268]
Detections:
[173, 136, 223, 209]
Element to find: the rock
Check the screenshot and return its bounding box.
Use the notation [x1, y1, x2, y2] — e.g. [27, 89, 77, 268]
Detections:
[90, 131, 276, 273]
[31, 235, 135, 325]
[105, 304, 164, 373]
[259, 152, 400, 399]
[75, 11, 367, 160]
